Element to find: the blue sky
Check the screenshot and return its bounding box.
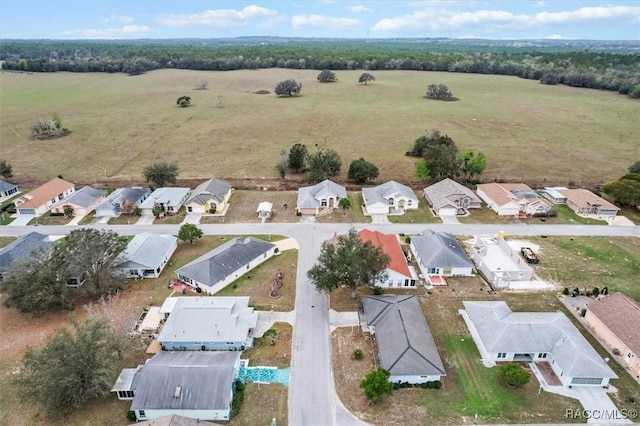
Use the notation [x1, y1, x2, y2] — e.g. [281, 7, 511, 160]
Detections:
[1, 1, 639, 40]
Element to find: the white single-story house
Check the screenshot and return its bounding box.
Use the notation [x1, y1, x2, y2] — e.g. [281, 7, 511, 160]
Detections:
[358, 229, 417, 288]
[461, 301, 618, 387]
[13, 177, 75, 216]
[183, 178, 232, 214]
[0, 179, 19, 200]
[94, 187, 151, 217]
[296, 179, 346, 216]
[113, 233, 178, 279]
[469, 235, 533, 288]
[363, 295, 446, 383]
[477, 183, 552, 217]
[362, 181, 419, 215]
[139, 187, 190, 216]
[410, 230, 473, 278]
[584, 293, 640, 377]
[257, 201, 273, 219]
[0, 232, 53, 282]
[50, 186, 105, 217]
[157, 296, 258, 351]
[423, 178, 482, 216]
[112, 351, 241, 422]
[558, 188, 620, 220]
[176, 237, 276, 294]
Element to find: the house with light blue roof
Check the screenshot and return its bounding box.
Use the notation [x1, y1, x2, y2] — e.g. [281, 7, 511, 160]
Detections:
[0, 232, 53, 282]
[113, 233, 178, 278]
[95, 187, 150, 217]
[0, 178, 19, 201]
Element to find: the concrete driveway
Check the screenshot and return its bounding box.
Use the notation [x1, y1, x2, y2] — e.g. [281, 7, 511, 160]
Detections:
[573, 387, 632, 424]
[440, 214, 460, 224]
[135, 215, 155, 225]
[7, 214, 32, 226]
[370, 214, 390, 224]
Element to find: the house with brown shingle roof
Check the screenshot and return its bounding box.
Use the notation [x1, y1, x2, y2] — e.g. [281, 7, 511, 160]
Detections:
[477, 183, 551, 217]
[558, 188, 619, 220]
[584, 293, 640, 377]
[13, 177, 75, 216]
[358, 229, 417, 288]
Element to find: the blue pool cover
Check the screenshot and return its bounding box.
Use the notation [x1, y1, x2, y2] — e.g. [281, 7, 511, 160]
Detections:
[238, 366, 290, 387]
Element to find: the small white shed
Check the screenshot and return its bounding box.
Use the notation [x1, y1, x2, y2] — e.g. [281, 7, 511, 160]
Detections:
[257, 201, 273, 219]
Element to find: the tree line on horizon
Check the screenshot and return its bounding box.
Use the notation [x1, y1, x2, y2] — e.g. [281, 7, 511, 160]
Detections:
[1, 40, 639, 97]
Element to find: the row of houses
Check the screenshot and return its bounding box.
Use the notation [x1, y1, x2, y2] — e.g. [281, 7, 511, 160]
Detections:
[5, 177, 232, 218]
[296, 178, 620, 221]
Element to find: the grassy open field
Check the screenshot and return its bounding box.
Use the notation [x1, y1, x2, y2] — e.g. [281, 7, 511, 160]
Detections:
[1, 69, 637, 187]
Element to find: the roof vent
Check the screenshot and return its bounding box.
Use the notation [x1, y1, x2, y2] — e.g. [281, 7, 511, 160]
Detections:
[174, 386, 182, 398]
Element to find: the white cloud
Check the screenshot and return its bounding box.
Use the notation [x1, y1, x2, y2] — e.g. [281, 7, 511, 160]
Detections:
[543, 34, 572, 40]
[102, 15, 134, 24]
[292, 14, 362, 30]
[257, 15, 287, 29]
[533, 1, 548, 8]
[60, 25, 153, 39]
[348, 5, 372, 13]
[157, 5, 278, 27]
[372, 5, 640, 33]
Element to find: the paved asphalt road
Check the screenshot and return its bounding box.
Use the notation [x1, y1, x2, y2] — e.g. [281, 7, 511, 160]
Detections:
[1, 222, 637, 426]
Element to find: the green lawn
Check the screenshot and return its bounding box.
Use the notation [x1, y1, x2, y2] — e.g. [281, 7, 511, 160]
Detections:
[77, 212, 96, 225]
[525, 236, 640, 300]
[0, 213, 14, 225]
[388, 206, 442, 224]
[316, 192, 368, 223]
[0, 236, 16, 248]
[107, 213, 139, 225]
[27, 212, 72, 226]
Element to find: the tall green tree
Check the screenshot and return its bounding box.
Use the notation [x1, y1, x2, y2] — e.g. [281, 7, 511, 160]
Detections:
[603, 175, 640, 208]
[0, 159, 13, 178]
[307, 228, 389, 299]
[317, 69, 337, 83]
[178, 223, 204, 244]
[358, 73, 375, 85]
[360, 368, 394, 404]
[2, 248, 70, 315]
[460, 149, 487, 182]
[289, 143, 308, 172]
[348, 158, 379, 184]
[143, 161, 179, 189]
[629, 161, 640, 174]
[426, 83, 453, 100]
[14, 318, 127, 416]
[424, 141, 461, 180]
[338, 196, 352, 212]
[307, 147, 342, 183]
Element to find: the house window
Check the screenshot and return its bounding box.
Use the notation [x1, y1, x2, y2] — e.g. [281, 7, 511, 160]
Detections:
[51, 198, 57, 204]
[167, 206, 174, 212]
[321, 199, 327, 207]
[538, 353, 547, 359]
[627, 352, 634, 359]
[246, 264, 250, 270]
[407, 200, 412, 206]
[138, 410, 146, 418]
[497, 353, 507, 359]
[388, 198, 394, 205]
[428, 268, 438, 274]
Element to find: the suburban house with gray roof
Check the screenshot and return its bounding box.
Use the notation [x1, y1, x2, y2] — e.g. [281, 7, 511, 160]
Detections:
[184, 178, 232, 214]
[363, 295, 446, 383]
[113, 233, 178, 279]
[423, 178, 481, 216]
[0, 179, 18, 201]
[50, 186, 105, 217]
[362, 180, 419, 215]
[410, 229, 473, 278]
[176, 237, 276, 294]
[461, 301, 617, 387]
[157, 296, 258, 350]
[111, 351, 241, 422]
[0, 232, 53, 282]
[95, 187, 150, 217]
[296, 179, 346, 216]
[139, 187, 190, 216]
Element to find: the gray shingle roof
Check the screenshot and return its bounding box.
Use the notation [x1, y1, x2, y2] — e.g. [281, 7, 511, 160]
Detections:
[0, 179, 17, 192]
[114, 233, 177, 270]
[362, 181, 418, 207]
[0, 232, 53, 274]
[423, 178, 480, 211]
[184, 178, 231, 206]
[411, 230, 472, 269]
[139, 188, 190, 210]
[176, 237, 275, 287]
[130, 351, 240, 411]
[95, 187, 150, 211]
[363, 295, 445, 377]
[296, 179, 346, 209]
[463, 301, 617, 379]
[57, 186, 104, 208]
[157, 296, 257, 344]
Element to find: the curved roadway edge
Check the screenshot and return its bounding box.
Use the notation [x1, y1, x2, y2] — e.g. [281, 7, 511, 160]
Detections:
[1, 222, 637, 426]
